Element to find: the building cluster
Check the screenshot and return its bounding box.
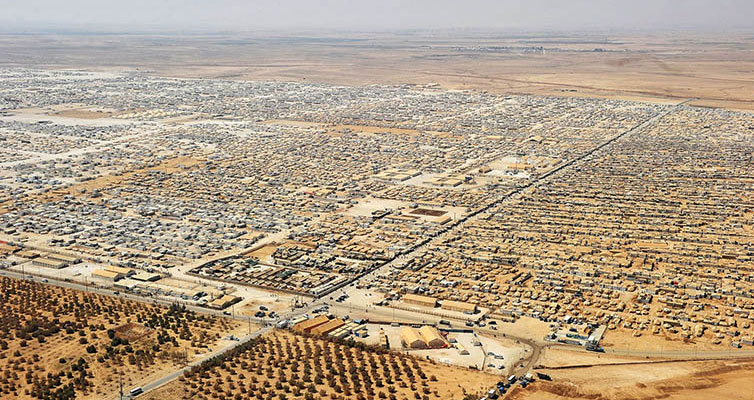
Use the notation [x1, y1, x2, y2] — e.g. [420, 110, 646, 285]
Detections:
[0, 68, 660, 285]
[378, 107, 754, 347]
[189, 254, 349, 296]
[5, 69, 753, 348]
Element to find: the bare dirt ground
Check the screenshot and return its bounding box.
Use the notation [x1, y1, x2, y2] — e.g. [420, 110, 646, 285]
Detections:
[54, 109, 114, 119]
[1, 32, 752, 111]
[536, 347, 661, 368]
[512, 350, 754, 400]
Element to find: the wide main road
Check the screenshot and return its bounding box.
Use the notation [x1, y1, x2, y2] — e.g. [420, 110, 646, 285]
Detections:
[359, 99, 688, 286]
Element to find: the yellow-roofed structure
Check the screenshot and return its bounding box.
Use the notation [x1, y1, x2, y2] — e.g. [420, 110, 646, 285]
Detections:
[418, 326, 446, 348]
[92, 269, 122, 281]
[310, 319, 345, 336]
[441, 300, 477, 314]
[293, 315, 330, 333]
[105, 265, 135, 277]
[402, 293, 438, 308]
[400, 327, 426, 349]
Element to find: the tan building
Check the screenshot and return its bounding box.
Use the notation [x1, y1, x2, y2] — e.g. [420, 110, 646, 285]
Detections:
[105, 265, 136, 277]
[16, 250, 41, 259]
[47, 253, 81, 264]
[208, 294, 241, 310]
[400, 327, 427, 349]
[441, 300, 477, 314]
[33, 257, 68, 269]
[403, 293, 438, 308]
[293, 315, 330, 333]
[92, 269, 123, 281]
[310, 319, 345, 336]
[132, 272, 161, 282]
[418, 326, 446, 348]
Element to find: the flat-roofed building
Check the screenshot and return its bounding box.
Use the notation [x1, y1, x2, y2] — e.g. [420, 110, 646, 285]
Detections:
[441, 300, 477, 314]
[400, 327, 427, 349]
[293, 315, 330, 333]
[208, 294, 241, 310]
[16, 250, 41, 259]
[92, 269, 123, 281]
[435, 215, 452, 224]
[32, 257, 68, 269]
[104, 265, 136, 277]
[132, 272, 161, 282]
[403, 293, 438, 308]
[47, 253, 81, 264]
[310, 318, 345, 336]
[114, 278, 141, 291]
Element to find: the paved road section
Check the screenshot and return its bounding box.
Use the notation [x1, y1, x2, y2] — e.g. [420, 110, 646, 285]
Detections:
[126, 325, 274, 400]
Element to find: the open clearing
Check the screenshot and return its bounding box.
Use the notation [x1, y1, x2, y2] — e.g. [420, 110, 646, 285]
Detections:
[2, 33, 752, 110]
[510, 346, 754, 400]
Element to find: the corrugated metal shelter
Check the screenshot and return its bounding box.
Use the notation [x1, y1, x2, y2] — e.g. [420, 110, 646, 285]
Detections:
[33, 257, 68, 269]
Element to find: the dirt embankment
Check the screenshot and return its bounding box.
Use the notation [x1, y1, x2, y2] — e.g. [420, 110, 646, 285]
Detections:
[508, 358, 754, 400]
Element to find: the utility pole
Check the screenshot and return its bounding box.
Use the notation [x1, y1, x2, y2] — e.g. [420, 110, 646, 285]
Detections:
[119, 373, 123, 400]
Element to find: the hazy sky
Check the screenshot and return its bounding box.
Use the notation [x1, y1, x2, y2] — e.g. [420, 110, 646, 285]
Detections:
[1, 0, 752, 33]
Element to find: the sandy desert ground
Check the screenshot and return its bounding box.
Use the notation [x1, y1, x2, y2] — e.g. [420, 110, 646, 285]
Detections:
[514, 358, 754, 400]
[0, 31, 752, 111]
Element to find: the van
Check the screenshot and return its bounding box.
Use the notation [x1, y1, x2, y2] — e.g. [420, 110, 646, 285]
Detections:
[129, 387, 143, 396]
